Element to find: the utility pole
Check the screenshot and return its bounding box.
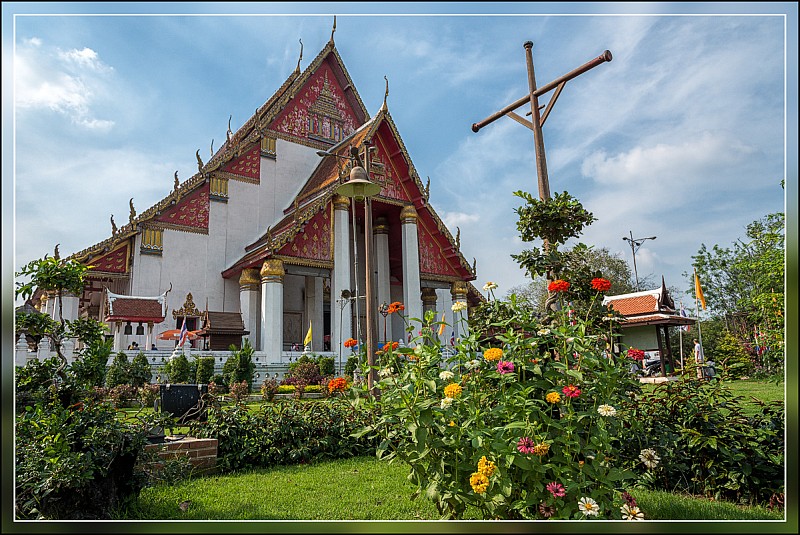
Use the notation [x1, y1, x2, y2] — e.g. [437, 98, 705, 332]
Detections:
[623, 231, 657, 291]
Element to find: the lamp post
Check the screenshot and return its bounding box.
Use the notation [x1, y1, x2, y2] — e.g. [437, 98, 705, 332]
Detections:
[319, 147, 381, 393]
[622, 231, 656, 291]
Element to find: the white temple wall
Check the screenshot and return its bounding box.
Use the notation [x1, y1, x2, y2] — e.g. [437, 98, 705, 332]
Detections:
[283, 274, 305, 349]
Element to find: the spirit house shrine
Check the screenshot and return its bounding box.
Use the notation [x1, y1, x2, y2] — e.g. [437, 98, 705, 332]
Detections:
[34, 33, 483, 372]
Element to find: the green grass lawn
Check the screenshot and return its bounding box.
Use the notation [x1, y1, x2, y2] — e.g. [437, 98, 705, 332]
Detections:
[117, 455, 783, 521]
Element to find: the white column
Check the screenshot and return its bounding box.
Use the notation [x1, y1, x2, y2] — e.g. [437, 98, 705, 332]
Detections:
[451, 281, 469, 342]
[113, 321, 123, 352]
[58, 292, 80, 322]
[332, 195, 352, 357]
[16, 334, 29, 367]
[239, 268, 261, 348]
[421, 287, 438, 344]
[146, 321, 154, 350]
[260, 259, 285, 360]
[400, 205, 422, 342]
[373, 216, 392, 344]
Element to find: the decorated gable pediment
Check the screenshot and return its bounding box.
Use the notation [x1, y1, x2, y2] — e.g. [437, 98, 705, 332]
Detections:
[220, 143, 260, 182]
[269, 61, 359, 145]
[370, 136, 411, 203]
[277, 204, 333, 263]
[87, 241, 130, 274]
[155, 182, 210, 233]
[418, 221, 460, 278]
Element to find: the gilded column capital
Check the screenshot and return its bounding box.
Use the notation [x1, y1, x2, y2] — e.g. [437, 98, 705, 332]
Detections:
[260, 258, 285, 282]
[332, 194, 350, 210]
[239, 268, 261, 289]
[450, 280, 468, 299]
[373, 216, 389, 235]
[400, 204, 417, 223]
[421, 287, 438, 305]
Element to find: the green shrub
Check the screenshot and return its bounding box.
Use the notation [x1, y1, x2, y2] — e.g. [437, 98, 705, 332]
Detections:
[105, 352, 131, 388]
[15, 357, 62, 408]
[344, 356, 359, 378]
[260, 378, 278, 401]
[317, 356, 335, 377]
[713, 332, 753, 379]
[15, 394, 157, 519]
[195, 356, 215, 384]
[187, 399, 377, 472]
[623, 376, 783, 505]
[222, 339, 255, 390]
[167, 354, 190, 384]
[210, 374, 227, 390]
[129, 352, 153, 387]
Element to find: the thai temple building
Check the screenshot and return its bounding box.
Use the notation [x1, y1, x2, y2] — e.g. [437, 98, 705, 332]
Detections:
[24, 32, 483, 378]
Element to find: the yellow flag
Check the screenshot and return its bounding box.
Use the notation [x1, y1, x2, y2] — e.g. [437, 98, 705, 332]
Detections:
[694, 270, 707, 310]
[437, 312, 446, 336]
[304, 322, 313, 346]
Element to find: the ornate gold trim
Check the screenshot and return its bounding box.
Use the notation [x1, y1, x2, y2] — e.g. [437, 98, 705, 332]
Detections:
[332, 194, 350, 209]
[172, 292, 202, 319]
[400, 204, 417, 222]
[261, 259, 285, 281]
[373, 216, 389, 234]
[421, 287, 438, 305]
[239, 268, 261, 289]
[450, 280, 468, 299]
[276, 255, 334, 270]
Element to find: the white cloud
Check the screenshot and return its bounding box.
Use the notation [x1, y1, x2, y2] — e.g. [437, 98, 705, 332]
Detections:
[15, 39, 115, 130]
[441, 211, 480, 229]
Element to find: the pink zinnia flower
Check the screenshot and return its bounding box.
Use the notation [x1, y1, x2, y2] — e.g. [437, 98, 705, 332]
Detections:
[562, 384, 581, 398]
[546, 481, 566, 498]
[517, 436, 535, 454]
[497, 360, 515, 374]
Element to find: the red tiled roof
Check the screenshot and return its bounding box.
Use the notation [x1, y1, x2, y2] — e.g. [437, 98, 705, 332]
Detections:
[106, 298, 164, 321]
[620, 313, 695, 327]
[606, 295, 657, 315]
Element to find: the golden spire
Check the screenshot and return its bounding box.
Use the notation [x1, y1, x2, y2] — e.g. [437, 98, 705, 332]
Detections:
[295, 39, 304, 74]
[174, 171, 179, 191]
[329, 16, 336, 44]
[382, 75, 389, 110]
[129, 198, 136, 223]
[196, 150, 204, 172]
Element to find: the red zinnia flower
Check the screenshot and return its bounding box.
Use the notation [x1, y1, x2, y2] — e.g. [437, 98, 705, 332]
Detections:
[344, 338, 358, 348]
[548, 279, 570, 293]
[546, 481, 566, 498]
[591, 277, 612, 292]
[627, 348, 645, 361]
[517, 436, 535, 454]
[562, 384, 581, 398]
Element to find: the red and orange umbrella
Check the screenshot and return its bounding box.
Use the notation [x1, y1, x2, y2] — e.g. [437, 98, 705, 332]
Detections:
[156, 329, 203, 341]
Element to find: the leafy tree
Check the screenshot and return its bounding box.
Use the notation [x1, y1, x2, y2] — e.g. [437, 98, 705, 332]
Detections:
[69, 338, 112, 388]
[129, 352, 153, 387]
[195, 356, 215, 384]
[15, 254, 106, 385]
[689, 208, 785, 370]
[168, 354, 190, 384]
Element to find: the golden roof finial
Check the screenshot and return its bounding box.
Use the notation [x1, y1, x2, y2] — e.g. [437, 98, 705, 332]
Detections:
[424, 176, 430, 200]
[129, 198, 136, 223]
[174, 171, 179, 191]
[210, 138, 214, 157]
[227, 115, 233, 143]
[196, 150, 204, 173]
[295, 39, 304, 74]
[329, 16, 336, 43]
[456, 227, 461, 250]
[110, 214, 117, 236]
[53, 243, 60, 261]
[382, 75, 389, 110]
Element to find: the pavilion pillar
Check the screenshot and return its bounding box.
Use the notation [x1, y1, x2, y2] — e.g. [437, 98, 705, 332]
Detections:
[400, 205, 422, 344]
[260, 259, 285, 360]
[239, 268, 261, 349]
[332, 195, 352, 357]
[373, 216, 392, 344]
[113, 321, 123, 352]
[450, 281, 469, 342]
[146, 321, 154, 350]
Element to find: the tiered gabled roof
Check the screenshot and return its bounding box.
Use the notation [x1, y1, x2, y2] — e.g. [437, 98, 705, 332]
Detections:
[68, 39, 369, 269]
[104, 290, 168, 323]
[603, 278, 694, 327]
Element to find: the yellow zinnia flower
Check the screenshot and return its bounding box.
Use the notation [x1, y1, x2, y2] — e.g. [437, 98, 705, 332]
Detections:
[444, 383, 463, 399]
[546, 391, 561, 404]
[532, 442, 550, 456]
[483, 347, 503, 361]
[477, 455, 496, 477]
[469, 472, 489, 494]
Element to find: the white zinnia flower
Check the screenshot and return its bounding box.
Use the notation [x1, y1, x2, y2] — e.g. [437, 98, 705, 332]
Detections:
[440, 397, 453, 409]
[439, 370, 455, 381]
[378, 367, 394, 378]
[451, 301, 467, 313]
[465, 359, 481, 370]
[639, 448, 660, 469]
[537, 328, 550, 336]
[483, 281, 498, 292]
[578, 496, 600, 516]
[597, 404, 617, 417]
[620, 504, 644, 520]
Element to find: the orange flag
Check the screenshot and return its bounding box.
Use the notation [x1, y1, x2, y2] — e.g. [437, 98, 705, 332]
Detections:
[437, 312, 446, 336]
[694, 269, 707, 310]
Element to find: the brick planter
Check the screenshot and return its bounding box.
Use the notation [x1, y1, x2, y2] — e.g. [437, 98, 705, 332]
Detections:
[144, 437, 218, 475]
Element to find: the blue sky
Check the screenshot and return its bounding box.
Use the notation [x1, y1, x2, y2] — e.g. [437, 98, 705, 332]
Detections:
[5, 3, 797, 310]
